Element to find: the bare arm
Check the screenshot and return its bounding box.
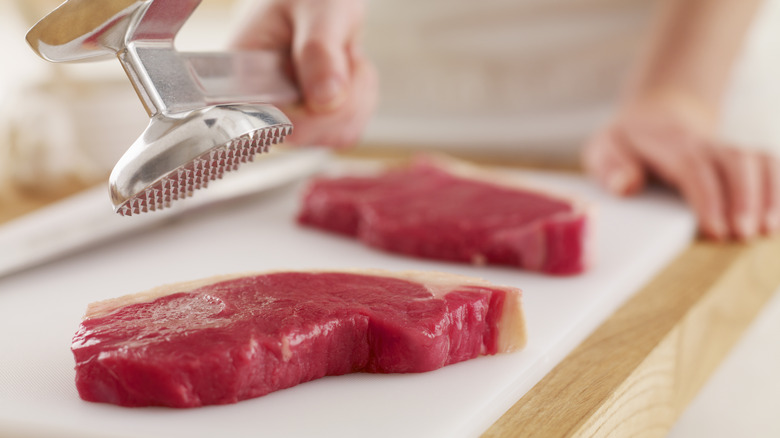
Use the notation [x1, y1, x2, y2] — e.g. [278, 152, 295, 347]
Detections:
[627, 0, 763, 129]
[584, 0, 779, 241]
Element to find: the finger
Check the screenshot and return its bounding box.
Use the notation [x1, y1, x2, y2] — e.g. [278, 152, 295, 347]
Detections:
[290, 0, 362, 113]
[321, 39, 377, 147]
[667, 149, 728, 240]
[582, 126, 646, 196]
[714, 146, 762, 241]
[626, 131, 728, 240]
[229, 2, 291, 50]
[335, 54, 379, 147]
[282, 55, 378, 148]
[761, 152, 780, 234]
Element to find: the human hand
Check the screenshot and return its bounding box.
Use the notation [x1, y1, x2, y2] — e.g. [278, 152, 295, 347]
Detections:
[583, 95, 780, 241]
[230, 0, 377, 148]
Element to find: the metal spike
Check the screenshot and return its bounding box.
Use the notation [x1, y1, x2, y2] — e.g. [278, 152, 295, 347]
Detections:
[118, 123, 291, 216]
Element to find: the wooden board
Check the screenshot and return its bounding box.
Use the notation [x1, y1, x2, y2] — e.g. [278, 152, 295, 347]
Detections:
[483, 235, 780, 437]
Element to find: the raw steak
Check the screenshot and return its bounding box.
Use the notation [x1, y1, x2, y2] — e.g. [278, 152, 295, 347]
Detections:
[72, 270, 526, 408]
[298, 156, 591, 275]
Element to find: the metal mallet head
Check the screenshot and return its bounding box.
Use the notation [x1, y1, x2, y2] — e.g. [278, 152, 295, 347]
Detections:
[27, 0, 299, 216]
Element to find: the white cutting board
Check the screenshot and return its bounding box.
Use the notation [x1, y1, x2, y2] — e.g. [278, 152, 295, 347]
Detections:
[0, 159, 695, 438]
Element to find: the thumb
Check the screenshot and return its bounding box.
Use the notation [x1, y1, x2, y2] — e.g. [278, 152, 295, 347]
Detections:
[290, 2, 359, 113]
[582, 126, 646, 196]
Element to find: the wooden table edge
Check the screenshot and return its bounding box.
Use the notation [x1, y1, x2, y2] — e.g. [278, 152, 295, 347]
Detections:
[483, 235, 780, 437]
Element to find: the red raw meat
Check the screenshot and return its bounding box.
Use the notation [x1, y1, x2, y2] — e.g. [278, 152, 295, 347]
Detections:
[298, 156, 591, 275]
[72, 270, 526, 407]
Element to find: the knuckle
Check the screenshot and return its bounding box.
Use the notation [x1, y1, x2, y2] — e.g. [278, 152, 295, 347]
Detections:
[671, 147, 709, 178]
[298, 38, 330, 60]
[718, 146, 752, 169]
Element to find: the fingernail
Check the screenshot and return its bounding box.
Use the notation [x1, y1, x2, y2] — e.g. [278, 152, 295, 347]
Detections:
[735, 214, 757, 241]
[607, 171, 630, 194]
[309, 77, 345, 112]
[708, 218, 728, 241]
[766, 211, 780, 233]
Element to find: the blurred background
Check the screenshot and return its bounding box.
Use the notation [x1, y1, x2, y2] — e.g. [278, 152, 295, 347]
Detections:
[363, 0, 780, 160]
[2, 0, 780, 199]
[0, 1, 779, 435]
